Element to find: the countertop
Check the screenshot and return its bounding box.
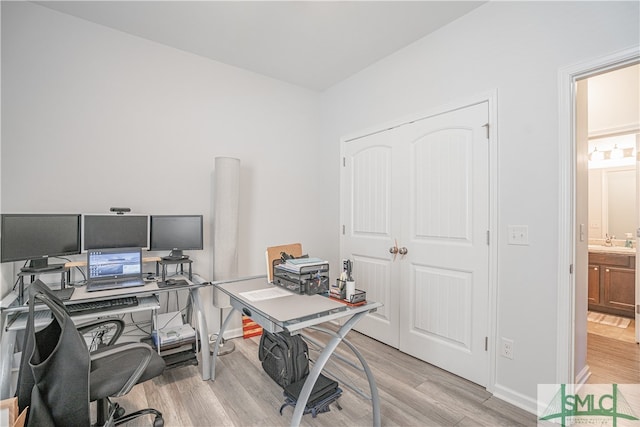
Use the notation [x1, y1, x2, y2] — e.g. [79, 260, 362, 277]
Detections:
[588, 245, 636, 255]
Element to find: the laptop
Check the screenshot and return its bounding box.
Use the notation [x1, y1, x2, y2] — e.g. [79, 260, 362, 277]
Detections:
[86, 247, 145, 292]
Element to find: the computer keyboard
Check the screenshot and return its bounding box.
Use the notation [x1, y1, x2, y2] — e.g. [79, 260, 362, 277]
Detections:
[65, 296, 139, 315]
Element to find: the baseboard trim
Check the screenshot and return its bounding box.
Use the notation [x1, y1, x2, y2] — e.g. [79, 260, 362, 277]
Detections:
[491, 383, 538, 416]
[575, 364, 591, 386]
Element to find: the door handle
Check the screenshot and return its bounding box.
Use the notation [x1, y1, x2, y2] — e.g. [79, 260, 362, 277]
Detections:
[389, 239, 399, 261]
[398, 247, 408, 255]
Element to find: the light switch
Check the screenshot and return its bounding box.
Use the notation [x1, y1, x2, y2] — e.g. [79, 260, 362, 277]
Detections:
[508, 225, 529, 245]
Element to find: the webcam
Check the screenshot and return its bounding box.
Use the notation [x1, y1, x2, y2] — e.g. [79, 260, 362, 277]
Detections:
[110, 207, 131, 215]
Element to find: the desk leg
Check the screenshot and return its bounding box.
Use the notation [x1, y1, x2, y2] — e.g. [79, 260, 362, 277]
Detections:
[210, 307, 237, 381]
[189, 287, 210, 381]
[290, 311, 380, 427]
[0, 330, 17, 399]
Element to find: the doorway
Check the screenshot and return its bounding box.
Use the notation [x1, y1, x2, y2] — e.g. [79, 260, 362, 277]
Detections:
[578, 66, 639, 383]
[557, 47, 639, 386]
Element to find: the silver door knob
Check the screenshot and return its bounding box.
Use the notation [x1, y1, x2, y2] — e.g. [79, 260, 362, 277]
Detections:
[398, 247, 408, 255]
[389, 246, 399, 254]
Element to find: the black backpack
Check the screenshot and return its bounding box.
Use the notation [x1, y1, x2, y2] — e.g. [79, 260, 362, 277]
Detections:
[258, 331, 309, 388]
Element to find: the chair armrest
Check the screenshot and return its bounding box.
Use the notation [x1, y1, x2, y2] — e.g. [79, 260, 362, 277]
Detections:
[91, 342, 155, 397]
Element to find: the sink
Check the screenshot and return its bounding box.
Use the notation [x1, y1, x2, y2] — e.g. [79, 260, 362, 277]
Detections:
[588, 245, 636, 254]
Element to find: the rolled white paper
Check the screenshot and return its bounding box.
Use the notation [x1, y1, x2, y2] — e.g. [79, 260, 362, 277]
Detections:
[212, 157, 240, 308]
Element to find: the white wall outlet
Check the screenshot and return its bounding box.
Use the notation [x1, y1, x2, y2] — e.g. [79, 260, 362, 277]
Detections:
[501, 337, 514, 359]
[507, 225, 529, 245]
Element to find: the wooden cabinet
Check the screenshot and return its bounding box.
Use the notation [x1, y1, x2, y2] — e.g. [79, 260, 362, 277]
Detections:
[588, 265, 601, 305]
[588, 252, 636, 318]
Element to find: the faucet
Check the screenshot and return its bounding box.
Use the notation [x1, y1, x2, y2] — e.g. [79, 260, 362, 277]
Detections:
[604, 234, 614, 247]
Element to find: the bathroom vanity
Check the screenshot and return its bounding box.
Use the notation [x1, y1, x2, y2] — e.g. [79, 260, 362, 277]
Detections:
[588, 246, 636, 318]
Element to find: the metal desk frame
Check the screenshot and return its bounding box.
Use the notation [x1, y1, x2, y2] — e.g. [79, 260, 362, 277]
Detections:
[210, 275, 382, 427]
[0, 274, 211, 399]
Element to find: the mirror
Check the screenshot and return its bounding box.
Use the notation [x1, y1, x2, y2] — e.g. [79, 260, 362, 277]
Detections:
[589, 166, 636, 240]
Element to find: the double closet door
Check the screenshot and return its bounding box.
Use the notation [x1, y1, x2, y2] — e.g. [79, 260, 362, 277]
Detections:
[340, 102, 490, 386]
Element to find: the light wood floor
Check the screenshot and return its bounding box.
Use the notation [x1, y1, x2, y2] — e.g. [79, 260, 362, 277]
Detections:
[109, 324, 537, 426]
[587, 318, 639, 384]
[103, 319, 640, 426]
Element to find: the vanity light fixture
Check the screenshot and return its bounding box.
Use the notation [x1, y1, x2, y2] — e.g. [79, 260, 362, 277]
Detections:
[589, 147, 604, 162]
[609, 144, 624, 160]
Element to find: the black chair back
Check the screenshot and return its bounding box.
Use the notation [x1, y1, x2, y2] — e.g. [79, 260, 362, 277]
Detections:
[16, 280, 91, 426]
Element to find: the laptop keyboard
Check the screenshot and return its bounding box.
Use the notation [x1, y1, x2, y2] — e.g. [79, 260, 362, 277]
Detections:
[66, 296, 139, 315]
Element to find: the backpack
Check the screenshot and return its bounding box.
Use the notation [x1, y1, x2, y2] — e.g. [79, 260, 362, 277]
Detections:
[258, 331, 309, 388]
[279, 373, 342, 418]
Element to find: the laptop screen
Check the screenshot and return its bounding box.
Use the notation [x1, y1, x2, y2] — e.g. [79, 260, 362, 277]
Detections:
[87, 247, 142, 282]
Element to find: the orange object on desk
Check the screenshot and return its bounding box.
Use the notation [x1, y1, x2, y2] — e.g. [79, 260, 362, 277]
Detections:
[328, 296, 367, 307]
[242, 315, 263, 339]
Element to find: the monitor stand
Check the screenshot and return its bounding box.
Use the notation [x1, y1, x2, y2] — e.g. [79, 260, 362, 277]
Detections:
[20, 258, 65, 273]
[161, 250, 189, 262]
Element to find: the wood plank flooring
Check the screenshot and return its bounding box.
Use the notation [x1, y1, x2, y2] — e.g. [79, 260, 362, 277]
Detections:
[587, 316, 639, 384]
[107, 324, 536, 426]
[587, 333, 640, 384]
[101, 321, 640, 426]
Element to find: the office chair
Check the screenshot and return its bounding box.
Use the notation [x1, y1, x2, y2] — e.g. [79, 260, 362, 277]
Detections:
[16, 280, 166, 426]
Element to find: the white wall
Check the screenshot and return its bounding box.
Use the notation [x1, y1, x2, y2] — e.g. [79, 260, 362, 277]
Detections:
[320, 1, 639, 412]
[0, 2, 334, 333]
[589, 64, 640, 136]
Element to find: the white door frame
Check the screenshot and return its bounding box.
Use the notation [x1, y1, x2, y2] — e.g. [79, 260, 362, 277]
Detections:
[557, 46, 639, 385]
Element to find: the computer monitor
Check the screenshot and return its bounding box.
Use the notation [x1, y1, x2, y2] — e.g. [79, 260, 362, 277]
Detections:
[1, 213, 81, 272]
[82, 214, 149, 251]
[150, 215, 203, 260]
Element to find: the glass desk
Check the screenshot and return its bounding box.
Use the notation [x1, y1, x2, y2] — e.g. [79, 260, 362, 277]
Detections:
[0, 274, 211, 399]
[211, 275, 382, 427]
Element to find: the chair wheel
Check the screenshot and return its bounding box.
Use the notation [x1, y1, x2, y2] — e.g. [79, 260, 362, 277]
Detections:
[153, 416, 164, 427]
[114, 406, 126, 419]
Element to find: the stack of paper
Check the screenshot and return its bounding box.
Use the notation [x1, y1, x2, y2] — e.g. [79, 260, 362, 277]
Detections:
[277, 257, 328, 273]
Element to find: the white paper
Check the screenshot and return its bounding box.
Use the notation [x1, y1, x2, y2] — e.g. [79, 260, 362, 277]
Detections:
[240, 287, 293, 302]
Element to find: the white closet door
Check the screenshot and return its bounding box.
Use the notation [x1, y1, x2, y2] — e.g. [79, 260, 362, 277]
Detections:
[341, 101, 490, 386]
[341, 128, 402, 347]
[396, 102, 490, 386]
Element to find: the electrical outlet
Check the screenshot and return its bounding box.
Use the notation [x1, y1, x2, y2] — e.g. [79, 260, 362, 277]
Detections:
[501, 337, 514, 359]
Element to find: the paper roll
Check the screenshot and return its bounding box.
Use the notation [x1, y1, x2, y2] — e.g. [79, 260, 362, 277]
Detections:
[212, 157, 240, 308]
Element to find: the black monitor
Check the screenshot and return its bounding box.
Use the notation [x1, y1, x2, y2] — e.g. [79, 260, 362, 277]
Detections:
[1, 213, 81, 272]
[150, 215, 203, 260]
[82, 214, 149, 251]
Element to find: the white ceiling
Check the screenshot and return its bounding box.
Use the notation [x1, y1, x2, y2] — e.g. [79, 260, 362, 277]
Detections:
[34, 1, 486, 91]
